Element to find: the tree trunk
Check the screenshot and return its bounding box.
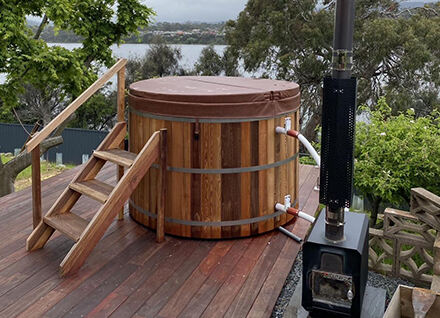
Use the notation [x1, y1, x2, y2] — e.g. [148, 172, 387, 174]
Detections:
[0, 169, 15, 197]
[370, 196, 382, 227]
[0, 136, 63, 197]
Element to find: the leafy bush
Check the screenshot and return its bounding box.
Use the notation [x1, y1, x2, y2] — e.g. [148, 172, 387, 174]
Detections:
[354, 98, 440, 224]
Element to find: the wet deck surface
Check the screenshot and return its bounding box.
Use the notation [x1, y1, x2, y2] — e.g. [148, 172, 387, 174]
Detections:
[0, 163, 319, 318]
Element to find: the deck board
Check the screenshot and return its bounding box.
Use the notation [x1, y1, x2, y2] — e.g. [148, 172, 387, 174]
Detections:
[0, 163, 320, 318]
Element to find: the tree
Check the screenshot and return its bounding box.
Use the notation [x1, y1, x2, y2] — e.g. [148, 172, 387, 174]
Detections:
[16, 84, 66, 126]
[68, 89, 117, 131]
[222, 47, 241, 77]
[126, 37, 185, 86]
[0, 137, 63, 197]
[195, 45, 223, 76]
[225, 0, 440, 141]
[0, 0, 154, 196]
[354, 98, 440, 225]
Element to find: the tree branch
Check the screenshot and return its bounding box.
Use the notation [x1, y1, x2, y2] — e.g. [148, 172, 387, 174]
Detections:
[5, 136, 63, 179]
[34, 14, 48, 40]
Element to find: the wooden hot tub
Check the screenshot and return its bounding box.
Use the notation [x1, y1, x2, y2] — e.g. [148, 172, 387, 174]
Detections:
[128, 76, 300, 239]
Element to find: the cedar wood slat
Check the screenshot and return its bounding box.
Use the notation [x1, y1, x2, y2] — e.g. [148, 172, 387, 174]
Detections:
[44, 213, 89, 242]
[129, 112, 298, 239]
[69, 179, 114, 204]
[0, 163, 318, 318]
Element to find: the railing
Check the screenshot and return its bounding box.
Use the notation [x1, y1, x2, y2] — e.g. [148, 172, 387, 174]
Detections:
[369, 188, 440, 287]
[26, 59, 127, 228]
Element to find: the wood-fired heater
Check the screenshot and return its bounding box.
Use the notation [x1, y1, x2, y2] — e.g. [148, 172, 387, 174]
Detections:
[302, 1, 369, 317]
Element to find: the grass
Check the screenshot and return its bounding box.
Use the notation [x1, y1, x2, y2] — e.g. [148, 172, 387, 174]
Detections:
[1, 153, 75, 191]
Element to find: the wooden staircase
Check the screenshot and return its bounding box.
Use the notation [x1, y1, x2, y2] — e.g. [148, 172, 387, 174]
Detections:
[26, 122, 167, 276]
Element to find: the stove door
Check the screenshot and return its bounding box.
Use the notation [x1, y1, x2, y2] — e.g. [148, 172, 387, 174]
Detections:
[311, 269, 354, 309]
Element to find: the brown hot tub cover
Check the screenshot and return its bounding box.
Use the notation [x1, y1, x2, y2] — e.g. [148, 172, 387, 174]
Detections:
[129, 76, 300, 119]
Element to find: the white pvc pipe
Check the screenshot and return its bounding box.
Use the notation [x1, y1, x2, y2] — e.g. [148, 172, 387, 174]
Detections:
[297, 133, 321, 167]
[275, 127, 287, 134]
[275, 126, 321, 167]
[298, 211, 316, 223]
[275, 203, 286, 212]
[274, 203, 316, 223]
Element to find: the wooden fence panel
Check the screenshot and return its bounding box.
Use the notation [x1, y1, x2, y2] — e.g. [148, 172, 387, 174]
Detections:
[411, 188, 440, 232]
[369, 192, 440, 287]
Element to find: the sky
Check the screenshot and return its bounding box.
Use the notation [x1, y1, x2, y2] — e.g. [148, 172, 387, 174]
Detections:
[144, 0, 438, 22]
[144, 0, 248, 22]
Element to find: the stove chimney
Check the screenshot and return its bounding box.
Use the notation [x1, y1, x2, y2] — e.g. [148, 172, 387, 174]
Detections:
[320, 0, 356, 242]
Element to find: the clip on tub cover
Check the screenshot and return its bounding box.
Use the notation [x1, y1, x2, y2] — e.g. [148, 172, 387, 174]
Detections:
[129, 76, 300, 119]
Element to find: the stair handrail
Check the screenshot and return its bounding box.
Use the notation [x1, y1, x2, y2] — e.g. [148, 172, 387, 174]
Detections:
[27, 58, 127, 228]
[26, 59, 127, 152]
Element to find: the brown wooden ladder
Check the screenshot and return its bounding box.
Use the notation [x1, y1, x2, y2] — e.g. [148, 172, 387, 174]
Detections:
[26, 122, 167, 276]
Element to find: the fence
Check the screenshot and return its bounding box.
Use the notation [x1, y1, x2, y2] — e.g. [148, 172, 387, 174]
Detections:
[0, 123, 107, 165]
[369, 188, 440, 288]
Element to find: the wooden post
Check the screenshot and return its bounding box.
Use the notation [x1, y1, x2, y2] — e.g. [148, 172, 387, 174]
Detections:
[117, 66, 126, 220]
[156, 128, 167, 243]
[432, 232, 440, 292]
[31, 147, 42, 228]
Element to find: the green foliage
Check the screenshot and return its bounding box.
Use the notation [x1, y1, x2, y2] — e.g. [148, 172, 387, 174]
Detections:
[299, 155, 317, 165]
[195, 45, 223, 76]
[68, 89, 116, 130]
[194, 45, 241, 77]
[354, 98, 440, 222]
[225, 0, 440, 140]
[0, 0, 154, 113]
[125, 37, 185, 86]
[222, 47, 241, 76]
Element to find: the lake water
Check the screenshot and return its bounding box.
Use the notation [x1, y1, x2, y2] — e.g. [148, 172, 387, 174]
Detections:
[50, 43, 228, 72]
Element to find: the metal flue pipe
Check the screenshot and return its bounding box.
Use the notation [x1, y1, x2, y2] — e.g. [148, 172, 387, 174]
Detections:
[332, 0, 355, 80]
[323, 0, 356, 242]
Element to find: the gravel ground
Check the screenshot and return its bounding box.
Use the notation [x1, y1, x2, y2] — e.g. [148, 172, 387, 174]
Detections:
[271, 251, 415, 317]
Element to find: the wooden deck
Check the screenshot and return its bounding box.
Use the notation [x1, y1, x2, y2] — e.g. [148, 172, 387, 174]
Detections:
[0, 163, 319, 318]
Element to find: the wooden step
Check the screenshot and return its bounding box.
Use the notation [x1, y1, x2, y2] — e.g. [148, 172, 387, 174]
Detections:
[93, 149, 137, 168]
[69, 179, 114, 204]
[44, 213, 89, 242]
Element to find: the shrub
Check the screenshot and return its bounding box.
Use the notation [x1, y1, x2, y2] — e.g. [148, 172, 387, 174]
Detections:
[354, 98, 440, 225]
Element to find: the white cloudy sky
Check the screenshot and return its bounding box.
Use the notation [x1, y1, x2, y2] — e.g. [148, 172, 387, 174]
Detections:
[144, 0, 248, 22]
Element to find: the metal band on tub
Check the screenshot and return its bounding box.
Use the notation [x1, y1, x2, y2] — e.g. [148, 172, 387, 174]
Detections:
[149, 152, 298, 174]
[129, 106, 298, 123]
[129, 199, 298, 226]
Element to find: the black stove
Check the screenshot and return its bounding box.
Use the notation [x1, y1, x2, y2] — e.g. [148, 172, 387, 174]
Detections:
[302, 209, 369, 317]
[301, 1, 370, 317]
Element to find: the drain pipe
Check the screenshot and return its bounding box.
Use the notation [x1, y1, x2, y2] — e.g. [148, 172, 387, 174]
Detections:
[278, 226, 302, 242]
[276, 200, 316, 242]
[276, 127, 320, 167]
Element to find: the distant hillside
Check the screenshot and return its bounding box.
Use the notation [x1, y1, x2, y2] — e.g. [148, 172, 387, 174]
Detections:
[30, 22, 226, 45]
[27, 1, 438, 44]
